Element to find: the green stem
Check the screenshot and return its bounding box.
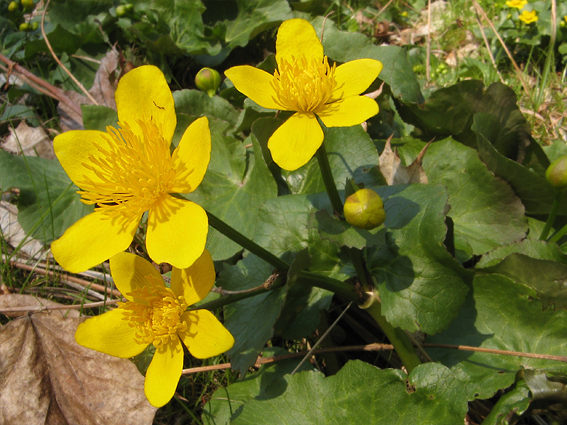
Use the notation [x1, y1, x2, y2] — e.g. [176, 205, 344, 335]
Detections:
[192, 270, 364, 311]
[550, 221, 567, 243]
[363, 301, 422, 373]
[206, 210, 289, 271]
[540, 191, 563, 240]
[349, 248, 372, 292]
[316, 142, 343, 214]
[296, 271, 363, 303]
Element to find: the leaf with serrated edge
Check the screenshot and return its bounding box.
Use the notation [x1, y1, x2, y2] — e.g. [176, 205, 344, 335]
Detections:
[231, 361, 467, 425]
[427, 273, 567, 400]
[423, 138, 527, 262]
[367, 184, 470, 334]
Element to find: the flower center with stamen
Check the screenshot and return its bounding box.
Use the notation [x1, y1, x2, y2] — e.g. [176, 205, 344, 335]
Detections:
[271, 56, 337, 112]
[120, 275, 189, 348]
[77, 119, 176, 219]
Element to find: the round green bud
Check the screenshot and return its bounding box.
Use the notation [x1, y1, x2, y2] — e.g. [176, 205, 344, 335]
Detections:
[30, 21, 38, 30]
[343, 189, 386, 230]
[560, 20, 566, 28]
[116, 5, 127, 16]
[125, 3, 134, 12]
[401, 11, 408, 17]
[546, 155, 567, 190]
[19, 22, 29, 31]
[195, 67, 221, 97]
[8, 1, 19, 12]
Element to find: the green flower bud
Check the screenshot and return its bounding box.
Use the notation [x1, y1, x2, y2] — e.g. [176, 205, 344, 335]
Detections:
[31, 21, 38, 30]
[8, 1, 19, 12]
[546, 155, 567, 190]
[343, 188, 386, 230]
[125, 3, 134, 12]
[19, 22, 29, 31]
[195, 67, 221, 97]
[116, 5, 127, 16]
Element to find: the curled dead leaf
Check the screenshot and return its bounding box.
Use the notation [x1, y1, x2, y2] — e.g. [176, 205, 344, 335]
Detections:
[378, 136, 430, 185]
[0, 311, 156, 424]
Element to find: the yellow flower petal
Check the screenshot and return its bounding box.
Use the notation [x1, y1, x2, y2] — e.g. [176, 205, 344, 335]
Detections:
[144, 338, 184, 407]
[170, 249, 215, 304]
[51, 211, 139, 273]
[110, 252, 163, 301]
[333, 59, 383, 99]
[115, 65, 176, 143]
[316, 95, 379, 128]
[53, 129, 115, 187]
[75, 309, 146, 358]
[171, 116, 211, 193]
[146, 196, 208, 269]
[224, 66, 281, 110]
[268, 112, 323, 171]
[179, 310, 234, 359]
[276, 19, 323, 69]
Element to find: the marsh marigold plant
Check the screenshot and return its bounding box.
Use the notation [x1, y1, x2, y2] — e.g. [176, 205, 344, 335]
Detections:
[75, 250, 234, 407]
[506, 0, 527, 9]
[225, 19, 382, 171]
[519, 9, 538, 23]
[51, 65, 211, 273]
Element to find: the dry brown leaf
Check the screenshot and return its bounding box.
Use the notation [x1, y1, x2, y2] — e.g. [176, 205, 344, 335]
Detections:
[57, 48, 119, 132]
[0, 312, 156, 425]
[0, 294, 80, 318]
[1, 121, 55, 159]
[379, 136, 430, 185]
[0, 200, 49, 260]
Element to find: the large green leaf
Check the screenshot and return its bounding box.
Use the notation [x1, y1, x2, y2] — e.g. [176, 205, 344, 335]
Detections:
[219, 254, 288, 375]
[231, 361, 468, 425]
[367, 184, 471, 334]
[0, 150, 92, 243]
[423, 138, 527, 262]
[477, 239, 567, 268]
[174, 89, 240, 131]
[185, 133, 277, 260]
[426, 273, 567, 400]
[395, 81, 544, 167]
[473, 113, 561, 215]
[310, 17, 423, 104]
[481, 252, 567, 310]
[202, 347, 313, 425]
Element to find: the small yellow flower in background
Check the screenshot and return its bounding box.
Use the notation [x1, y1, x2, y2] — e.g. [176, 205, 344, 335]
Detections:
[225, 19, 382, 171]
[506, 0, 527, 9]
[51, 65, 211, 273]
[519, 9, 538, 23]
[75, 250, 234, 407]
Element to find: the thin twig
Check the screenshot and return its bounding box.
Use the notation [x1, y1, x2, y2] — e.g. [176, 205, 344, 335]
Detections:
[291, 302, 353, 375]
[0, 54, 82, 116]
[422, 343, 567, 362]
[181, 342, 567, 375]
[8, 260, 122, 298]
[40, 0, 98, 105]
[182, 342, 395, 375]
[0, 299, 120, 314]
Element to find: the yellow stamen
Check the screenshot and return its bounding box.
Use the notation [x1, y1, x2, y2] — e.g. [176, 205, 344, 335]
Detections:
[77, 119, 177, 220]
[271, 56, 337, 112]
[120, 275, 189, 348]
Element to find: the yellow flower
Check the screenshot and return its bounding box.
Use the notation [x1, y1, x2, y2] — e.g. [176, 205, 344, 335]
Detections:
[75, 250, 234, 407]
[51, 65, 211, 273]
[506, 0, 527, 9]
[519, 9, 538, 23]
[225, 19, 382, 171]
